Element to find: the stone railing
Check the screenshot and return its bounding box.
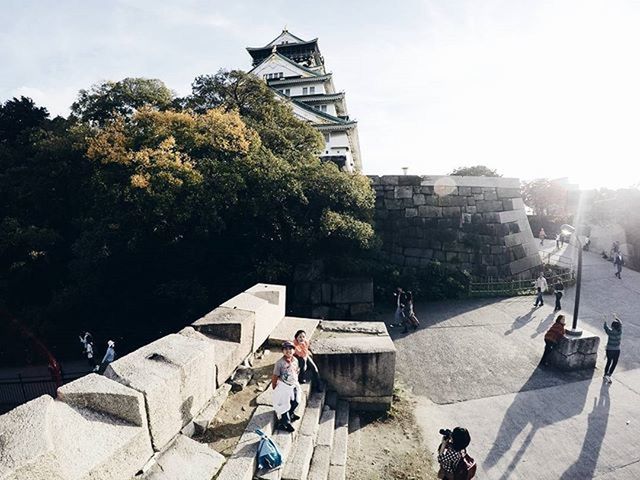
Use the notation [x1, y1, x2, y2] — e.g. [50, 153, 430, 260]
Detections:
[0, 283, 286, 480]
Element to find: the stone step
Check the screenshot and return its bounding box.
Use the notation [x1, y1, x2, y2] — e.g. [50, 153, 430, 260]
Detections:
[329, 401, 349, 473]
[191, 383, 232, 435]
[281, 390, 326, 480]
[214, 405, 275, 480]
[307, 445, 332, 480]
[315, 408, 335, 449]
[256, 384, 311, 480]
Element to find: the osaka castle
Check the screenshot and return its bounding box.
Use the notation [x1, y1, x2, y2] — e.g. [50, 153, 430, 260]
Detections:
[247, 29, 362, 172]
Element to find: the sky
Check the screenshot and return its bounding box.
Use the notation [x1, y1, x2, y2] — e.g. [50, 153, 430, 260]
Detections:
[2, 0, 640, 190]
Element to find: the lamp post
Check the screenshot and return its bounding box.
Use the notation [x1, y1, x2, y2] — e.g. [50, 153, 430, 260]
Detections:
[561, 223, 582, 336]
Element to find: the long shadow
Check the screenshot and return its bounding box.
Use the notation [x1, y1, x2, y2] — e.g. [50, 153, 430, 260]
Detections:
[531, 311, 557, 339]
[560, 381, 610, 479]
[504, 308, 536, 336]
[483, 367, 594, 478]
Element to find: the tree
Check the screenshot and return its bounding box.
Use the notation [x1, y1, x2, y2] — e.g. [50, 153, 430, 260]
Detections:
[71, 78, 174, 126]
[449, 165, 501, 177]
[187, 70, 323, 162]
[521, 179, 570, 216]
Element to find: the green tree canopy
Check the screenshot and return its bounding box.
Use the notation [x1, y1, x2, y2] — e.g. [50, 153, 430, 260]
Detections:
[71, 78, 174, 126]
[449, 165, 501, 177]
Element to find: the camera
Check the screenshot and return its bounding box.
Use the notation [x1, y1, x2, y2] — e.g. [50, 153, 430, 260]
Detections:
[439, 428, 452, 438]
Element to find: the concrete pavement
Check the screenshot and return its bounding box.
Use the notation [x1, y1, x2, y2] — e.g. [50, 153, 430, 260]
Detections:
[388, 247, 640, 479]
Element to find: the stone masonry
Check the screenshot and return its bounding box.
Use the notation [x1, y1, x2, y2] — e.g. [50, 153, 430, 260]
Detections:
[370, 175, 542, 278]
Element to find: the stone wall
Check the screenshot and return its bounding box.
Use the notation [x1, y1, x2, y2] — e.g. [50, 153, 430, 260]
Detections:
[371, 175, 542, 279]
[292, 278, 374, 319]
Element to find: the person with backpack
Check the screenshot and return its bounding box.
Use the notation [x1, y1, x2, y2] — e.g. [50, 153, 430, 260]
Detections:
[603, 316, 622, 384]
[437, 427, 474, 479]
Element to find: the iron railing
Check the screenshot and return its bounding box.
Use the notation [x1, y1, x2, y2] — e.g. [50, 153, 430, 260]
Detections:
[0, 371, 85, 414]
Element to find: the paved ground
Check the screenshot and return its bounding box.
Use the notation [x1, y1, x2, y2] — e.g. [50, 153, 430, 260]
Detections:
[388, 245, 640, 479]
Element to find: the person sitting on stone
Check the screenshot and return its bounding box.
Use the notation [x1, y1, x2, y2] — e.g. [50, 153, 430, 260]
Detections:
[540, 315, 566, 367]
[293, 329, 322, 392]
[272, 341, 301, 432]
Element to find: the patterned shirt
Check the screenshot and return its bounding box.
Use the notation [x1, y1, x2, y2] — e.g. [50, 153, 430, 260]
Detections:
[273, 356, 300, 386]
[437, 447, 462, 473]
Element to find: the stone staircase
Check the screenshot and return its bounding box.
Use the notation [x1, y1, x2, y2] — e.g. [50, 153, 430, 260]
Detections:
[215, 384, 350, 480]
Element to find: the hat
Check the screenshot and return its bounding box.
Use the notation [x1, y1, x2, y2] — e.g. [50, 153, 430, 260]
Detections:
[282, 341, 295, 349]
[107, 340, 115, 347]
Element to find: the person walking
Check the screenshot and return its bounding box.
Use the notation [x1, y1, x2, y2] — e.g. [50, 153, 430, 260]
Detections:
[555, 234, 560, 250]
[603, 316, 622, 383]
[402, 291, 420, 332]
[533, 272, 548, 307]
[613, 252, 624, 279]
[553, 279, 564, 312]
[393, 287, 405, 327]
[539, 228, 546, 246]
[97, 340, 116, 373]
[540, 315, 566, 367]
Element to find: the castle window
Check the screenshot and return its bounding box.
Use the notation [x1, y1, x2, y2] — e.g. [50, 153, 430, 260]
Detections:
[309, 86, 315, 94]
[320, 105, 327, 112]
[302, 87, 308, 95]
[284, 88, 290, 95]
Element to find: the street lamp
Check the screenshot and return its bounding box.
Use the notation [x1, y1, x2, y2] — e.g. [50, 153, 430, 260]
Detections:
[561, 223, 582, 336]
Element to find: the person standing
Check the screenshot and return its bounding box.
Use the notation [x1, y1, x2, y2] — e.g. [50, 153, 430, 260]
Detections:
[555, 234, 560, 250]
[540, 315, 566, 367]
[533, 272, 548, 307]
[85, 340, 96, 370]
[613, 252, 624, 279]
[553, 279, 564, 312]
[437, 427, 472, 480]
[393, 287, 405, 327]
[603, 316, 622, 383]
[539, 228, 546, 246]
[97, 340, 116, 373]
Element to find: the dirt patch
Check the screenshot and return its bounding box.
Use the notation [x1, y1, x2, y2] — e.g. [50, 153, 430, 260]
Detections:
[347, 385, 437, 480]
[196, 350, 280, 456]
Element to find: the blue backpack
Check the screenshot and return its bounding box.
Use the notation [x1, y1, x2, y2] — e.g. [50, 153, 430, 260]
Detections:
[256, 429, 283, 470]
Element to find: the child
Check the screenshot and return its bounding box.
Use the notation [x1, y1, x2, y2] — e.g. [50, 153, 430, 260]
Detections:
[540, 315, 565, 367]
[272, 341, 301, 432]
[603, 316, 622, 383]
[294, 330, 322, 392]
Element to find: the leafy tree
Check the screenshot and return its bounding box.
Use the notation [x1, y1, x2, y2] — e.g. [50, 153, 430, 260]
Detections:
[187, 70, 323, 161]
[449, 165, 501, 177]
[71, 78, 174, 126]
[521, 178, 570, 216]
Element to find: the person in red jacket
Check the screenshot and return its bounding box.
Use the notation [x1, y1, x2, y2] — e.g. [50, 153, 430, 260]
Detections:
[540, 315, 566, 367]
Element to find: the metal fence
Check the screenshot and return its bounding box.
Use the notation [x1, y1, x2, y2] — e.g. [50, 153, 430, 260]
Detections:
[0, 371, 85, 414]
[469, 270, 576, 297]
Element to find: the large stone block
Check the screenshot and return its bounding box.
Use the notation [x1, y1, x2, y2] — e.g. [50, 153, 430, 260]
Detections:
[394, 186, 413, 199]
[179, 327, 237, 387]
[141, 434, 225, 480]
[104, 333, 217, 451]
[551, 331, 600, 371]
[312, 321, 396, 411]
[57, 373, 146, 427]
[330, 279, 374, 304]
[0, 395, 153, 480]
[268, 316, 320, 347]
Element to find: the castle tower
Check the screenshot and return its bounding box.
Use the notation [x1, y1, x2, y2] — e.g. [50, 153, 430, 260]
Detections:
[247, 29, 362, 172]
